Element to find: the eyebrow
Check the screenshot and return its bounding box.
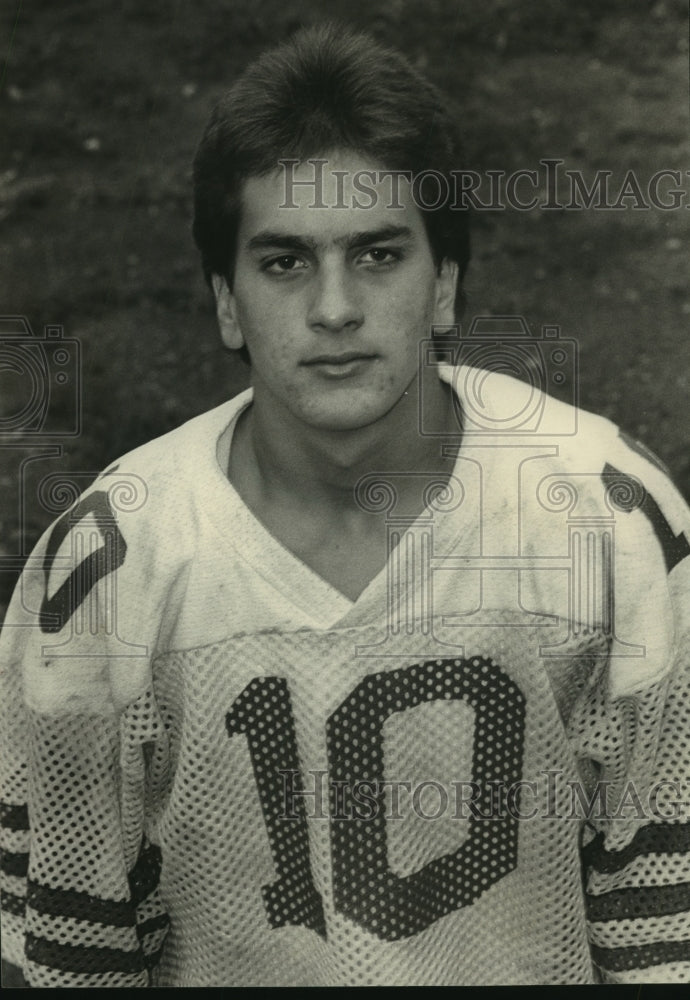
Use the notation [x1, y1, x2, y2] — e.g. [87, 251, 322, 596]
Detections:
[245, 225, 415, 254]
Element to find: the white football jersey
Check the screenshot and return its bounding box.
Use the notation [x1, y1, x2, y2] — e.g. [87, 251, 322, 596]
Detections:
[1, 367, 689, 985]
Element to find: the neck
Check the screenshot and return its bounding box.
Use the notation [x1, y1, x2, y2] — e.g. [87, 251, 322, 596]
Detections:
[236, 367, 460, 510]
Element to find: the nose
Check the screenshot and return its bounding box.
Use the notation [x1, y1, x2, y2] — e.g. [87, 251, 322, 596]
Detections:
[307, 260, 364, 333]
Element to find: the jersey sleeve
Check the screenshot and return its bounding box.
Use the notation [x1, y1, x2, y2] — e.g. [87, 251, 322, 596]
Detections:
[0, 483, 171, 987]
[568, 442, 690, 983]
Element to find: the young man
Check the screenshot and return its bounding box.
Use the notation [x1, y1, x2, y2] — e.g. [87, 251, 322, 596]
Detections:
[1, 25, 689, 986]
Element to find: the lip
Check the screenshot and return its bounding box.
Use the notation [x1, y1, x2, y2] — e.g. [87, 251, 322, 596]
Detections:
[303, 352, 377, 365]
[301, 353, 377, 380]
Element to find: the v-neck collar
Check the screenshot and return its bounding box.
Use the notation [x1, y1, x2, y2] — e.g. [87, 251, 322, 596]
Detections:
[191, 369, 481, 631]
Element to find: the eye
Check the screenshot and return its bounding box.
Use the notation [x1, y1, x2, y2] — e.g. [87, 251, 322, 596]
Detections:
[263, 254, 308, 274]
[358, 247, 400, 266]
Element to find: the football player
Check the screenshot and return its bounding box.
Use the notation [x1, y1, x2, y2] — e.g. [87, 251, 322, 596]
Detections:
[1, 23, 689, 986]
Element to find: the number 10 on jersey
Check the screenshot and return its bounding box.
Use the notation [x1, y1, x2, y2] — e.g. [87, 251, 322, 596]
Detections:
[226, 657, 526, 941]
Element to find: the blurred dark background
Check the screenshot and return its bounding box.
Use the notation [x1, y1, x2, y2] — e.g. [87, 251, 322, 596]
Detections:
[1, 0, 688, 610]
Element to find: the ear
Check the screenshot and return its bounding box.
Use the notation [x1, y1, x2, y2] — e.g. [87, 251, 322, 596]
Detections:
[433, 259, 459, 327]
[211, 274, 245, 350]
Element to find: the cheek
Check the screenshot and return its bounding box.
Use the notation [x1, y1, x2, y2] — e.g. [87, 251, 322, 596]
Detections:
[388, 271, 438, 321]
[235, 299, 288, 357]
[387, 295, 438, 358]
[237, 281, 307, 334]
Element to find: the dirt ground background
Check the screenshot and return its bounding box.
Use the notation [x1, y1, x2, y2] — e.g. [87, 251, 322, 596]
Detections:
[0, 0, 688, 615]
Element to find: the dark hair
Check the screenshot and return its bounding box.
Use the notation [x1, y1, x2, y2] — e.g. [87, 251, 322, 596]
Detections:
[193, 23, 471, 345]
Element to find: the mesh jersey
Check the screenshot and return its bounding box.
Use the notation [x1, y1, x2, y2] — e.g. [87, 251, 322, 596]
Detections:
[1, 366, 689, 985]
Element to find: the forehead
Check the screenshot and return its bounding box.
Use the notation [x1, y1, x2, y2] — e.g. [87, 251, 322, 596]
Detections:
[237, 150, 427, 244]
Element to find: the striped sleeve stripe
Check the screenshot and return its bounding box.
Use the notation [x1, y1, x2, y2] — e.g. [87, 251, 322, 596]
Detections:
[587, 852, 690, 895]
[28, 909, 140, 953]
[0, 850, 28, 878]
[0, 803, 29, 832]
[26, 881, 136, 928]
[588, 910, 690, 948]
[582, 822, 690, 874]
[1, 889, 26, 917]
[592, 938, 690, 973]
[601, 960, 690, 983]
[586, 881, 690, 922]
[0, 826, 30, 854]
[25, 932, 145, 975]
[1, 870, 26, 898]
[24, 965, 148, 989]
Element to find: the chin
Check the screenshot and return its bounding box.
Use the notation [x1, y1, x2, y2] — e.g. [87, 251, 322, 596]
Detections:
[310, 416, 376, 433]
[299, 405, 384, 433]
[293, 387, 410, 434]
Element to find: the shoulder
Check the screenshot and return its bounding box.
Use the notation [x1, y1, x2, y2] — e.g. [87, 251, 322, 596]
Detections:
[39, 389, 254, 600]
[443, 362, 619, 455]
[1, 392, 253, 716]
[54, 392, 252, 545]
[99, 393, 251, 488]
[446, 363, 684, 498]
[446, 363, 690, 663]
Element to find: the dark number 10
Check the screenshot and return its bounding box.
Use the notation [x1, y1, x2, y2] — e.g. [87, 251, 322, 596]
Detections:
[226, 657, 526, 941]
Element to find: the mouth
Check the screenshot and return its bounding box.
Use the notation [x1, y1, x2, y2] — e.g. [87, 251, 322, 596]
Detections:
[302, 352, 377, 378]
[304, 351, 376, 365]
